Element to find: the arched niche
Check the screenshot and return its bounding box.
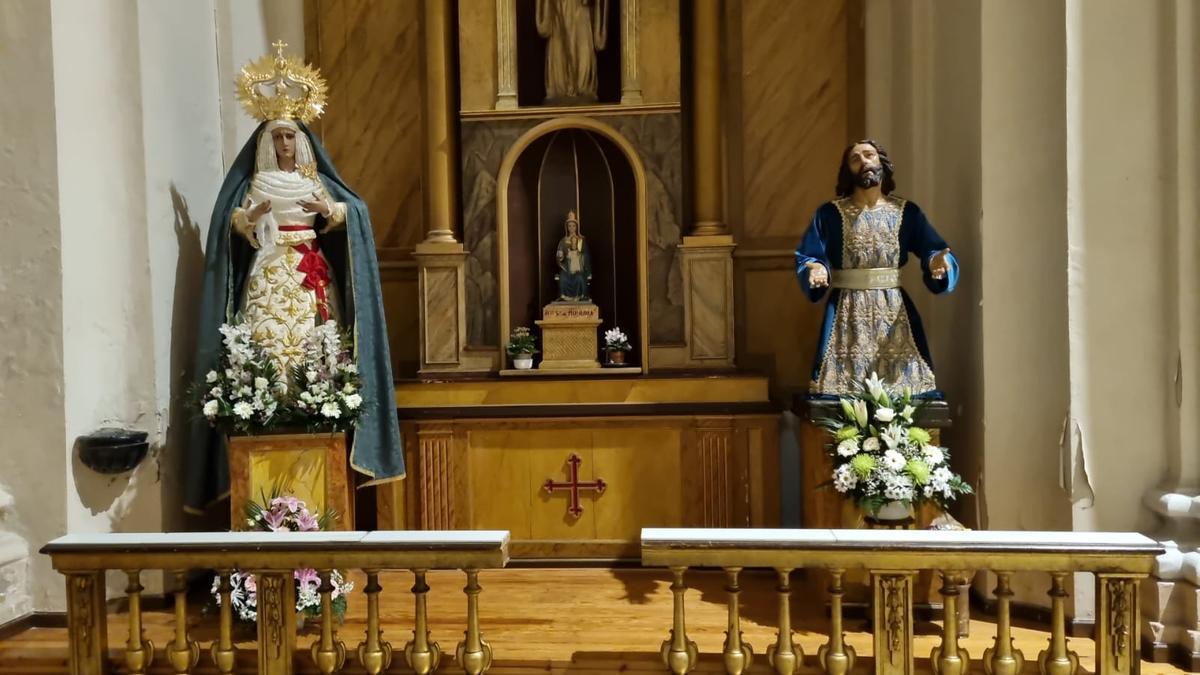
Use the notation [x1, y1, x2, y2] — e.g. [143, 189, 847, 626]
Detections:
[497, 116, 649, 372]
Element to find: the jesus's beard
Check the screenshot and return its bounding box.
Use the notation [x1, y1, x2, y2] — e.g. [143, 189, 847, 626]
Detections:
[857, 166, 883, 189]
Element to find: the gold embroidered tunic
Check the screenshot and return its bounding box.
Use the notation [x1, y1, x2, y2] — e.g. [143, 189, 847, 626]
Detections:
[234, 169, 346, 375]
[795, 195, 959, 397]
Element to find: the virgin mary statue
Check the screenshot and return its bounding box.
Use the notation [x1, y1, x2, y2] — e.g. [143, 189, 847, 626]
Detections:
[184, 44, 403, 513]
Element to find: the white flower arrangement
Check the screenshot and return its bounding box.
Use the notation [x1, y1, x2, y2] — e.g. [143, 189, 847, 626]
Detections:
[817, 372, 972, 516]
[194, 319, 365, 434]
[603, 327, 631, 352]
[288, 321, 365, 432]
[195, 322, 286, 433]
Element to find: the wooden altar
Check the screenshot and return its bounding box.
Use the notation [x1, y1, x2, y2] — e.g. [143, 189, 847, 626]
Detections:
[379, 375, 780, 559]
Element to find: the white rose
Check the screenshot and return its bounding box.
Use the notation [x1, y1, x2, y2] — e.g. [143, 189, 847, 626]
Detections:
[203, 400, 219, 418]
[254, 377, 269, 390]
[210, 386, 222, 398]
[206, 370, 219, 383]
[836, 439, 860, 457]
[875, 407, 895, 423]
[345, 393, 363, 410]
[862, 437, 881, 453]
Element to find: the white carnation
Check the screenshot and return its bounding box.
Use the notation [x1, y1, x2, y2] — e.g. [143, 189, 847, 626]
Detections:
[344, 393, 363, 410]
[883, 449, 906, 472]
[921, 445, 945, 466]
[203, 400, 219, 418]
[306, 370, 318, 383]
[232, 401, 253, 419]
[320, 402, 341, 418]
[836, 439, 860, 457]
[254, 377, 269, 390]
[862, 437, 881, 453]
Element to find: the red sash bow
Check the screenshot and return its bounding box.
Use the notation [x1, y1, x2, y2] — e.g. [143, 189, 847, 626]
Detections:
[293, 239, 331, 322]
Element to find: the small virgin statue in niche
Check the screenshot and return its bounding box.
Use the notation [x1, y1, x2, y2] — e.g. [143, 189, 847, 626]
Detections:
[555, 210, 592, 301]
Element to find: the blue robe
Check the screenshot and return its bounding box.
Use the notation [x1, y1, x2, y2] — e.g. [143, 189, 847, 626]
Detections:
[795, 196, 959, 398]
[184, 121, 404, 513]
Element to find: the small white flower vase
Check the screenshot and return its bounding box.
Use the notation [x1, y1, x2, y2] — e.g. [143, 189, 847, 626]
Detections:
[513, 354, 534, 370]
[865, 500, 915, 529]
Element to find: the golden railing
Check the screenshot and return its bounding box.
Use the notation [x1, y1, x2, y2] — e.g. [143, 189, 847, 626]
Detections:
[41, 530, 510, 675]
[641, 528, 1163, 675]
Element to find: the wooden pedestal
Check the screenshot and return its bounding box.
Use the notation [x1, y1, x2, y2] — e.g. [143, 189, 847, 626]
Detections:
[227, 433, 354, 530]
[536, 302, 601, 371]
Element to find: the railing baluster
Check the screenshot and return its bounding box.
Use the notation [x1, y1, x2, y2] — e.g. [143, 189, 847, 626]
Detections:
[66, 571, 108, 675]
[310, 569, 347, 674]
[124, 569, 155, 675]
[210, 569, 237, 674]
[767, 567, 798, 674]
[721, 567, 754, 674]
[931, 571, 970, 675]
[660, 565, 699, 674]
[1095, 574, 1138, 675]
[1037, 572, 1080, 675]
[167, 571, 200, 674]
[405, 568, 441, 674]
[358, 569, 393, 674]
[872, 570, 915, 675]
[256, 571, 297, 675]
[983, 572, 1024, 675]
[818, 568, 855, 675]
[456, 568, 493, 675]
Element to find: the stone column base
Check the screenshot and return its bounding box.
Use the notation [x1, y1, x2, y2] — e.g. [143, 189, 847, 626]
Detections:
[678, 235, 736, 369]
[1141, 490, 1200, 671]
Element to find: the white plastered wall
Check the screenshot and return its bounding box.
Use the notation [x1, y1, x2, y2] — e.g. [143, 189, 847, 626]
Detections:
[0, 0, 302, 614]
[865, 0, 1191, 620]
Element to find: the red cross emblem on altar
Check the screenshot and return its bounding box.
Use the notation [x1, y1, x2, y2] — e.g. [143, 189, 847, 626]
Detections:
[542, 453, 607, 518]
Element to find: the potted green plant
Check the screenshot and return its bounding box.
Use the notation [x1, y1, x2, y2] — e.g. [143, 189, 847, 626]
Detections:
[506, 327, 538, 369]
[603, 327, 632, 366]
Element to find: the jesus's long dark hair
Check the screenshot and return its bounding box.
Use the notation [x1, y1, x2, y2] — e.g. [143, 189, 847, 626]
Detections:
[835, 139, 896, 197]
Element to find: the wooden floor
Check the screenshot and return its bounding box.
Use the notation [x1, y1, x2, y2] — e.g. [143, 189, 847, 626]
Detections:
[0, 568, 1189, 674]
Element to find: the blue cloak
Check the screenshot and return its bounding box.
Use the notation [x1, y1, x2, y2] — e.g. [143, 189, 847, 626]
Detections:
[184, 121, 404, 513]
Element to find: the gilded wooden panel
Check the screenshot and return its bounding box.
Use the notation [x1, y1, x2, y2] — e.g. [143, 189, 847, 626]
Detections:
[735, 1, 852, 248]
[458, 0, 499, 112]
[305, 0, 425, 256]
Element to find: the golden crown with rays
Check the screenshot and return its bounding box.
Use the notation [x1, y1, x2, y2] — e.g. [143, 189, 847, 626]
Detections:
[236, 40, 328, 124]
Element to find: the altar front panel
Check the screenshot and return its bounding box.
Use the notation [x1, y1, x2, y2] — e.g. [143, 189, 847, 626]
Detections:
[383, 376, 780, 559]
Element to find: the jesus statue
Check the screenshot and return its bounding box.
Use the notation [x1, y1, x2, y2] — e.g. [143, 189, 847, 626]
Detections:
[795, 139, 958, 398]
[536, 0, 609, 105]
